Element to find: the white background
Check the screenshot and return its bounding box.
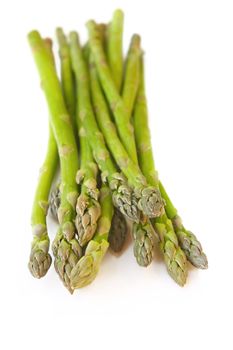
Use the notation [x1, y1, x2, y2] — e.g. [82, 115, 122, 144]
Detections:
[0, 0, 232, 349]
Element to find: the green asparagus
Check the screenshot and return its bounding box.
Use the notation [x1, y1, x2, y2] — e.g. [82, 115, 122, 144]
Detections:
[88, 50, 164, 219]
[86, 20, 138, 164]
[107, 9, 124, 91]
[28, 31, 81, 292]
[133, 57, 188, 285]
[71, 185, 113, 288]
[69, 31, 140, 222]
[75, 103, 101, 247]
[29, 124, 58, 278]
[159, 182, 208, 269]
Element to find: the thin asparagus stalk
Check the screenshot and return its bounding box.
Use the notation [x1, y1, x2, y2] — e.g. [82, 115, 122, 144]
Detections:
[71, 184, 113, 289]
[107, 9, 124, 91]
[109, 208, 128, 253]
[88, 49, 163, 219]
[86, 20, 138, 164]
[133, 57, 188, 286]
[29, 124, 58, 278]
[122, 34, 142, 119]
[56, 28, 76, 120]
[159, 182, 208, 269]
[69, 31, 139, 223]
[29, 38, 58, 278]
[75, 83, 101, 247]
[28, 31, 82, 292]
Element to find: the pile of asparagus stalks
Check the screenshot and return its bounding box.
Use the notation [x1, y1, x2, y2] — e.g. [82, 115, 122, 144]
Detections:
[28, 9, 208, 293]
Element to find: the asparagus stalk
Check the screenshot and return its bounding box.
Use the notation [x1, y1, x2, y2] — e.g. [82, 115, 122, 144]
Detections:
[109, 208, 128, 253]
[88, 50, 163, 219]
[69, 31, 139, 223]
[71, 185, 113, 289]
[75, 89, 101, 247]
[119, 34, 158, 266]
[86, 20, 138, 164]
[56, 28, 76, 120]
[133, 57, 188, 286]
[107, 9, 124, 91]
[159, 182, 208, 269]
[29, 124, 58, 278]
[28, 31, 82, 292]
[122, 34, 141, 119]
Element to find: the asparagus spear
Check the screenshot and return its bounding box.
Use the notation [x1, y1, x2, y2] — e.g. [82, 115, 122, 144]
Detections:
[86, 20, 138, 164]
[71, 184, 113, 289]
[69, 31, 139, 223]
[29, 124, 58, 278]
[133, 57, 188, 286]
[109, 208, 128, 253]
[159, 182, 208, 269]
[75, 93, 101, 247]
[107, 9, 124, 91]
[29, 38, 59, 278]
[118, 34, 158, 266]
[28, 31, 82, 292]
[88, 49, 163, 219]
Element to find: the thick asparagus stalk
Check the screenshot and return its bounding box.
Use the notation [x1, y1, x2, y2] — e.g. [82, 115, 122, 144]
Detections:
[88, 50, 163, 219]
[133, 57, 188, 286]
[86, 20, 138, 164]
[109, 208, 127, 253]
[159, 182, 208, 269]
[28, 31, 82, 292]
[107, 9, 124, 91]
[71, 185, 113, 289]
[29, 124, 58, 278]
[69, 31, 139, 223]
[75, 89, 101, 246]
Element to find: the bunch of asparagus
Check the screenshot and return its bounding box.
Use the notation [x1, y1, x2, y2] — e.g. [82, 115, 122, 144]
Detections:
[28, 9, 208, 293]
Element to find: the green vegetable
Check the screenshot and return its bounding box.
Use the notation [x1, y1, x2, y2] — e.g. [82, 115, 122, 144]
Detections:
[133, 57, 188, 286]
[159, 182, 208, 269]
[71, 185, 113, 288]
[86, 20, 138, 163]
[75, 73, 101, 246]
[88, 49, 164, 219]
[69, 31, 140, 222]
[107, 9, 124, 91]
[28, 31, 81, 292]
[29, 124, 58, 278]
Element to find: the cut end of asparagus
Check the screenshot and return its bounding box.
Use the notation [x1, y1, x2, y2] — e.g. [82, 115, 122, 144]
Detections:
[110, 172, 140, 223]
[135, 186, 164, 218]
[177, 230, 208, 269]
[109, 208, 128, 252]
[75, 193, 101, 247]
[133, 219, 157, 267]
[70, 239, 109, 289]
